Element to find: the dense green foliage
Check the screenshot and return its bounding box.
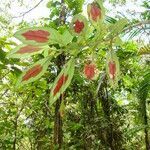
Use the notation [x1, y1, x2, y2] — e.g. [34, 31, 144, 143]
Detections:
[0, 0, 149, 150]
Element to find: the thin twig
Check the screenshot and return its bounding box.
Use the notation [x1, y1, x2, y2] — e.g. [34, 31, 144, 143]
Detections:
[12, 0, 44, 19]
[0, 89, 9, 99]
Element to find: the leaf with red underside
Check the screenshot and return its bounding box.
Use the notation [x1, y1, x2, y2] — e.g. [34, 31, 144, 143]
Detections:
[53, 74, 68, 96]
[22, 30, 49, 43]
[106, 50, 120, 88]
[84, 63, 96, 80]
[22, 64, 42, 81]
[16, 57, 50, 87]
[108, 61, 116, 80]
[49, 59, 75, 106]
[14, 27, 61, 46]
[87, 3, 101, 22]
[7, 44, 49, 58]
[87, 0, 105, 27]
[70, 14, 88, 36]
[74, 20, 85, 34]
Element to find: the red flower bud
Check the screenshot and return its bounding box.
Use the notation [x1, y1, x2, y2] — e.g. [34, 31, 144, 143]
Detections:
[108, 61, 116, 80]
[84, 63, 96, 80]
[74, 20, 85, 34]
[87, 2, 101, 22]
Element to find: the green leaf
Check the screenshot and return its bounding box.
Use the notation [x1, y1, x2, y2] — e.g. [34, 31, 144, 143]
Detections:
[106, 16, 117, 24]
[65, 0, 84, 14]
[49, 59, 75, 106]
[46, 1, 52, 8]
[61, 30, 73, 46]
[7, 44, 50, 58]
[109, 18, 128, 36]
[138, 44, 150, 55]
[59, 100, 65, 117]
[11, 66, 22, 77]
[16, 57, 50, 87]
[0, 49, 6, 63]
[128, 28, 142, 39]
[14, 27, 61, 46]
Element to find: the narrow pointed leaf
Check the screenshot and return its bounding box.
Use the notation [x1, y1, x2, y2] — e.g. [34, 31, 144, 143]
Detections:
[139, 44, 150, 55]
[14, 27, 61, 45]
[7, 44, 49, 58]
[109, 19, 128, 36]
[16, 57, 50, 87]
[59, 100, 65, 118]
[61, 30, 73, 46]
[49, 59, 75, 106]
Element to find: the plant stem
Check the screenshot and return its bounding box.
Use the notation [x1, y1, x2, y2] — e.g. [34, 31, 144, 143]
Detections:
[53, 0, 66, 149]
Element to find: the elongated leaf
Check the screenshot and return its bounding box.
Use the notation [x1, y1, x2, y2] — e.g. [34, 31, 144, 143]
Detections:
[128, 28, 142, 39]
[0, 49, 6, 63]
[49, 59, 75, 106]
[59, 100, 65, 117]
[106, 16, 117, 24]
[61, 30, 73, 46]
[14, 27, 61, 45]
[16, 57, 50, 87]
[7, 45, 50, 58]
[109, 18, 128, 36]
[139, 44, 150, 55]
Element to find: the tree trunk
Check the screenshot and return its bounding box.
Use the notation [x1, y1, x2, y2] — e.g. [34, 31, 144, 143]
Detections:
[143, 100, 150, 150]
[97, 74, 123, 150]
[53, 0, 66, 149]
[98, 79, 114, 149]
[54, 96, 63, 149]
[53, 51, 65, 149]
[13, 118, 18, 150]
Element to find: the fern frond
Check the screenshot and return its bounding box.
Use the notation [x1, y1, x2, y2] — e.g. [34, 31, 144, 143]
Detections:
[139, 44, 150, 55]
[138, 69, 150, 100]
